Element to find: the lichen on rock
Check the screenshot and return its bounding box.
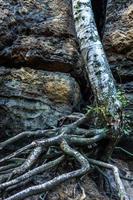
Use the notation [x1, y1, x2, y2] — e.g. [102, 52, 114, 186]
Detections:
[0, 67, 81, 137]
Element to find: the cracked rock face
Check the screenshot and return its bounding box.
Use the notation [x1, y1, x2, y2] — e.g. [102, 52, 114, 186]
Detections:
[0, 0, 82, 136]
[103, 0, 133, 128]
[0, 67, 81, 137]
[0, 0, 81, 72]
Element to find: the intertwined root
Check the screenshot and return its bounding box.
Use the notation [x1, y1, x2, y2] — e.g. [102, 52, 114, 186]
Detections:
[0, 113, 129, 200]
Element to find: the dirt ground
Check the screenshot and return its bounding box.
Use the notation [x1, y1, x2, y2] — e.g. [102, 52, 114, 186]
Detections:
[24, 160, 133, 200]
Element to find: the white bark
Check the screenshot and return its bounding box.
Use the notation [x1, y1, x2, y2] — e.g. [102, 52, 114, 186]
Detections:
[72, 0, 121, 116]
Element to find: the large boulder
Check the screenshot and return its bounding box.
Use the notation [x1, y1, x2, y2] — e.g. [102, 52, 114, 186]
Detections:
[0, 0, 84, 137]
[0, 67, 81, 137]
[0, 0, 81, 72]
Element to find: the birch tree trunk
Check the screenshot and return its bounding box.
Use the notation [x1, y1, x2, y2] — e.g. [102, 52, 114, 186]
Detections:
[72, 0, 122, 160]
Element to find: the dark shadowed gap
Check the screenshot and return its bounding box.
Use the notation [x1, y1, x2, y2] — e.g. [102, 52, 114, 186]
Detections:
[92, 0, 108, 39]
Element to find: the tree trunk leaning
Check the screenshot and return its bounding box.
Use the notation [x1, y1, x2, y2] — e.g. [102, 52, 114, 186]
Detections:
[72, 0, 123, 160]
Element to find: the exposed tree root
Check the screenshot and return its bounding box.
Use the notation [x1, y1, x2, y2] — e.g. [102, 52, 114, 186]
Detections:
[10, 146, 43, 179]
[87, 158, 129, 200]
[2, 141, 91, 200]
[0, 156, 64, 191]
[0, 115, 129, 200]
[114, 147, 133, 157]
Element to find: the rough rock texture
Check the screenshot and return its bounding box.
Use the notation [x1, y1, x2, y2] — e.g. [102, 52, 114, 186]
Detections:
[103, 0, 133, 129]
[0, 0, 82, 72]
[0, 67, 80, 137]
[0, 0, 84, 137]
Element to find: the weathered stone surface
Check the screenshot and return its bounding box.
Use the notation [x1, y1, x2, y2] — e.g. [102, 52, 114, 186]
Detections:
[0, 0, 86, 139]
[103, 0, 133, 128]
[121, 82, 133, 121]
[0, 0, 81, 72]
[103, 1, 133, 80]
[0, 67, 81, 137]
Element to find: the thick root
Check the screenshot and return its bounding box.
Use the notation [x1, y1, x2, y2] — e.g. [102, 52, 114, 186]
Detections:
[3, 141, 90, 200]
[87, 158, 129, 200]
[0, 112, 129, 200]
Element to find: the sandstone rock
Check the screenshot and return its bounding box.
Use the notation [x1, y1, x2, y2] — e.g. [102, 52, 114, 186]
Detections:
[122, 4, 133, 27]
[0, 67, 81, 137]
[103, 0, 133, 75]
[0, 0, 81, 72]
[0, 0, 85, 138]
[103, 0, 133, 129]
[110, 29, 133, 54]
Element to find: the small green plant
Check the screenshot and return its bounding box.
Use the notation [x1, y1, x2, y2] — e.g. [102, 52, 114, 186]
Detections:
[86, 104, 111, 123]
[117, 89, 129, 108]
